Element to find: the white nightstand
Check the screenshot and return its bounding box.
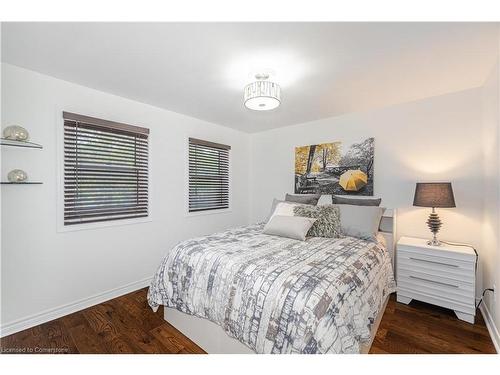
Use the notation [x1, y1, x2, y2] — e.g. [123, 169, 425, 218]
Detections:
[396, 236, 477, 323]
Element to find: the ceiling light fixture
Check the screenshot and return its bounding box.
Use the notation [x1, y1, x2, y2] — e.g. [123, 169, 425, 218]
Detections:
[244, 74, 281, 111]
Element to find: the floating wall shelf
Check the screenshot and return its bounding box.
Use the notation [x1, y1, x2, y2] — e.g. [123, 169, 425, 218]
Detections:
[1, 132, 44, 185]
[1, 181, 43, 185]
[0, 138, 43, 149]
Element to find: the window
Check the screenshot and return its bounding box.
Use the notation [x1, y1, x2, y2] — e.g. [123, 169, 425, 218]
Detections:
[63, 112, 149, 226]
[188, 138, 230, 212]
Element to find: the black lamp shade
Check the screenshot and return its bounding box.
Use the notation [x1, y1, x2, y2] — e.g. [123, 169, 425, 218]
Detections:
[413, 182, 456, 208]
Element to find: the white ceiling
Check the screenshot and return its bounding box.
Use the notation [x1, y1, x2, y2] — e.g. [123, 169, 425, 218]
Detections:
[1, 22, 498, 133]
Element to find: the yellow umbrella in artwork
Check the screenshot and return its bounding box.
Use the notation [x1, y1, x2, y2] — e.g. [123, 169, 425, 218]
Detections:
[339, 169, 368, 192]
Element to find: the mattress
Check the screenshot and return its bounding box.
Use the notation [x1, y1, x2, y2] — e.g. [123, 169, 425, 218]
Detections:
[148, 223, 396, 353]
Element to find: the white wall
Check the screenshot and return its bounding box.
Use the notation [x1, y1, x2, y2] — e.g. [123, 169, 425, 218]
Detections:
[481, 55, 500, 346]
[1, 59, 499, 345]
[250, 88, 486, 290]
[0, 63, 250, 331]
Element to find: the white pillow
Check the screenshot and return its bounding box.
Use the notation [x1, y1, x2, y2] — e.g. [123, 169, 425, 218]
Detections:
[263, 215, 317, 241]
[266, 196, 330, 222]
[266, 198, 284, 222]
[317, 195, 332, 206]
[270, 201, 298, 218]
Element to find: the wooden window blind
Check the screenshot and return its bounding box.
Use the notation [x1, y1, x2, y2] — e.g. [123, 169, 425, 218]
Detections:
[63, 112, 149, 225]
[188, 138, 230, 212]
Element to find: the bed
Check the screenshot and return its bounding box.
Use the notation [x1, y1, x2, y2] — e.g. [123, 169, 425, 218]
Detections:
[148, 210, 396, 354]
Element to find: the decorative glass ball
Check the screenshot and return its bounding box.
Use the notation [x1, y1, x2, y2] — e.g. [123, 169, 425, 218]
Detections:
[7, 169, 28, 182]
[3, 125, 30, 141]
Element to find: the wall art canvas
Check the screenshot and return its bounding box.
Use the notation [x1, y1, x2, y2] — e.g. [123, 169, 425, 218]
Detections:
[294, 137, 374, 196]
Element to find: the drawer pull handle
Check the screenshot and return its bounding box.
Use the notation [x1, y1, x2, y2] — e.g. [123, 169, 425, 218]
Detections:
[409, 275, 459, 288]
[409, 257, 459, 268]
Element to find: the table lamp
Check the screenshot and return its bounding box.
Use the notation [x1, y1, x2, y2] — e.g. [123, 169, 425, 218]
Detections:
[413, 182, 456, 246]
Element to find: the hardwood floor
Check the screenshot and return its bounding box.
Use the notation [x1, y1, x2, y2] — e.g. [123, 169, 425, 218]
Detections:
[1, 289, 495, 354]
[370, 294, 496, 354]
[0, 288, 204, 354]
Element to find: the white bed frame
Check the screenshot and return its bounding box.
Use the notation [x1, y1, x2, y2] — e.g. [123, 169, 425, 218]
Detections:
[164, 209, 397, 354]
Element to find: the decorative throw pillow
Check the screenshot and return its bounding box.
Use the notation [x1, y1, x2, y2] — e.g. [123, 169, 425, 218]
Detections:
[293, 204, 341, 238]
[263, 215, 317, 241]
[331, 195, 382, 206]
[285, 193, 321, 205]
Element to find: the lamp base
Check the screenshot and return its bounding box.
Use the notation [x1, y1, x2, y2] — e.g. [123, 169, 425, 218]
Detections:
[427, 238, 442, 246]
[426, 208, 443, 246]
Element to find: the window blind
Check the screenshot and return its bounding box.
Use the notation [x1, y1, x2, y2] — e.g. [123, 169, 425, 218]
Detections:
[189, 138, 230, 212]
[63, 112, 149, 225]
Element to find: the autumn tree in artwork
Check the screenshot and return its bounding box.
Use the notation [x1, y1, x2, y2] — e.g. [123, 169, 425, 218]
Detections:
[339, 138, 374, 178]
[296, 143, 342, 175]
[295, 146, 310, 175]
[306, 144, 317, 174]
[313, 142, 341, 172]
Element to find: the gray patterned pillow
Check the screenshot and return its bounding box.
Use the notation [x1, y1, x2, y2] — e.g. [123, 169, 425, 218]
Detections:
[293, 204, 341, 238]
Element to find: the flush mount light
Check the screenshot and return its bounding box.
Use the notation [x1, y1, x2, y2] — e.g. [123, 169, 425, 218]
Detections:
[244, 74, 281, 111]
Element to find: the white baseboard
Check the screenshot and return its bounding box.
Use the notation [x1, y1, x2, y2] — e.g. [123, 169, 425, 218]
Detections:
[480, 302, 500, 353]
[0, 277, 152, 338]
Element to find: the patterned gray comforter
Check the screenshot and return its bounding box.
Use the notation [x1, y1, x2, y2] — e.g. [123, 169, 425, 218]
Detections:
[148, 224, 396, 354]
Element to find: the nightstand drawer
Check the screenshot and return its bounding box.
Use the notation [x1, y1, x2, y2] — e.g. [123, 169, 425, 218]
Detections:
[397, 269, 474, 292]
[398, 248, 475, 270]
[397, 274, 475, 305]
[397, 288, 476, 316]
[398, 244, 476, 269]
[397, 255, 475, 283]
